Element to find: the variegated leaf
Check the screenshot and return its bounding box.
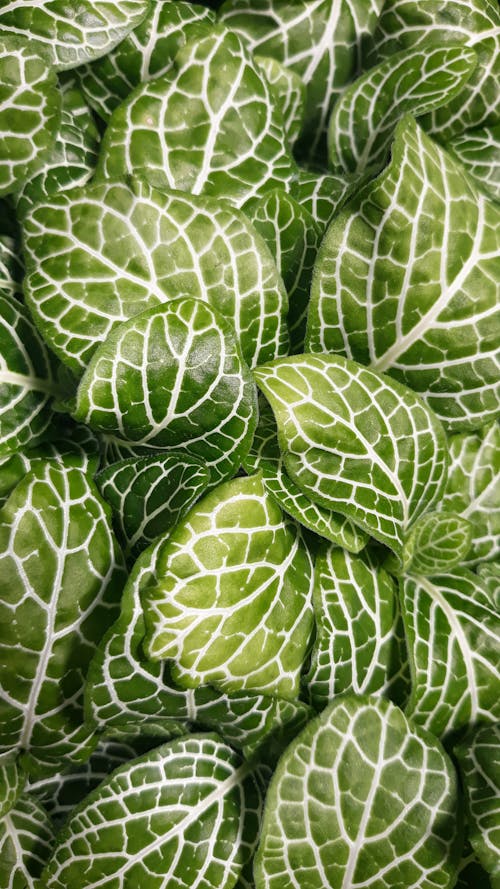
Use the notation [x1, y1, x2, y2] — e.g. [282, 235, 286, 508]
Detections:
[0, 234, 23, 300]
[449, 124, 500, 203]
[0, 794, 54, 889]
[0, 752, 24, 819]
[294, 168, 362, 234]
[255, 56, 306, 146]
[477, 563, 500, 611]
[455, 838, 491, 889]
[400, 512, 473, 576]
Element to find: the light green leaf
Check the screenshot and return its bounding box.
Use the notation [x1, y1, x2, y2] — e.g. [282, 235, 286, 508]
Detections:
[43, 735, 266, 889]
[400, 512, 473, 576]
[255, 57, 306, 146]
[304, 547, 410, 710]
[328, 43, 477, 175]
[307, 116, 500, 432]
[0, 35, 61, 197]
[96, 453, 210, 559]
[23, 178, 289, 373]
[294, 168, 362, 234]
[254, 353, 448, 556]
[243, 397, 368, 551]
[477, 563, 500, 611]
[0, 752, 24, 819]
[440, 423, 500, 567]
[402, 569, 500, 740]
[449, 124, 500, 203]
[73, 299, 257, 487]
[0, 460, 126, 776]
[0, 794, 54, 889]
[0, 1, 150, 72]
[0, 293, 61, 458]
[97, 27, 296, 208]
[219, 0, 384, 159]
[456, 724, 500, 887]
[143, 473, 314, 698]
[368, 0, 500, 140]
[254, 695, 461, 889]
[76, 1, 215, 121]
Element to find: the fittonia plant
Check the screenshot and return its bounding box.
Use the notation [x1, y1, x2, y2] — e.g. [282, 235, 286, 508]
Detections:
[0, 2, 498, 887]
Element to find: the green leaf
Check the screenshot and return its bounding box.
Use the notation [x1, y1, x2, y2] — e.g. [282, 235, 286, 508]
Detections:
[455, 724, 500, 887]
[0, 752, 24, 819]
[0, 794, 54, 889]
[253, 353, 448, 556]
[307, 115, 500, 432]
[0, 293, 61, 458]
[0, 460, 126, 776]
[76, 1, 216, 121]
[328, 43, 477, 175]
[95, 453, 210, 560]
[0, 234, 23, 300]
[43, 735, 266, 889]
[73, 299, 257, 487]
[243, 397, 368, 551]
[294, 168, 362, 234]
[255, 57, 306, 146]
[304, 547, 410, 710]
[23, 178, 289, 373]
[400, 512, 473, 576]
[0, 35, 61, 198]
[440, 423, 500, 567]
[449, 124, 500, 203]
[455, 838, 492, 889]
[143, 473, 314, 698]
[254, 695, 462, 889]
[0, 1, 150, 72]
[402, 568, 500, 741]
[97, 27, 296, 208]
[477, 562, 500, 611]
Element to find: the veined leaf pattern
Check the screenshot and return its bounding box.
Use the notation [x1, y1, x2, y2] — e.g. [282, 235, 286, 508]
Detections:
[0, 794, 54, 889]
[255, 56, 305, 146]
[449, 124, 500, 203]
[0, 751, 24, 819]
[294, 169, 362, 234]
[0, 235, 23, 300]
[254, 354, 448, 556]
[477, 563, 500, 611]
[307, 116, 500, 432]
[401, 512, 473, 576]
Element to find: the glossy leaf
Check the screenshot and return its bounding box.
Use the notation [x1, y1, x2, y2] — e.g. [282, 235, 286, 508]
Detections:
[143, 473, 314, 698]
[0, 794, 54, 889]
[455, 839, 491, 889]
[401, 512, 473, 576]
[0, 752, 24, 819]
[307, 116, 500, 432]
[294, 168, 361, 234]
[255, 56, 305, 146]
[0, 235, 23, 299]
[477, 563, 500, 611]
[73, 299, 257, 487]
[449, 124, 500, 203]
[254, 695, 461, 889]
[456, 724, 500, 887]
[254, 354, 448, 556]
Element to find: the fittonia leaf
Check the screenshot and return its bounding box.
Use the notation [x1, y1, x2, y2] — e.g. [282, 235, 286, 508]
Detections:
[440, 423, 500, 567]
[368, 0, 500, 140]
[95, 453, 210, 560]
[328, 43, 477, 175]
[0, 460, 126, 776]
[402, 569, 500, 741]
[455, 839, 492, 889]
[0, 1, 150, 72]
[72, 299, 257, 487]
[0, 35, 61, 198]
[97, 27, 297, 208]
[0, 794, 55, 889]
[76, 1, 216, 121]
[42, 735, 267, 889]
[243, 397, 368, 552]
[0, 235, 23, 300]
[477, 562, 500, 611]
[254, 57, 306, 146]
[448, 124, 500, 203]
[0, 293, 61, 458]
[22, 178, 289, 373]
[294, 169, 363, 235]
[219, 0, 385, 160]
[397, 512, 473, 576]
[304, 547, 409, 711]
[455, 724, 500, 887]
[254, 695, 462, 889]
[307, 115, 500, 432]
[0, 751, 24, 819]
[143, 473, 314, 698]
[253, 354, 448, 557]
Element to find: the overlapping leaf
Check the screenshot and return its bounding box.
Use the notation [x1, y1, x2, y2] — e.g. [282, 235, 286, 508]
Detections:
[477, 563, 500, 611]
[97, 27, 296, 208]
[144, 473, 314, 698]
[449, 124, 500, 203]
[254, 695, 461, 889]
[0, 794, 54, 889]
[307, 116, 500, 432]
[73, 299, 257, 487]
[254, 354, 448, 556]
[255, 57, 305, 146]
[294, 169, 361, 234]
[0, 752, 23, 819]
[23, 178, 289, 372]
[0, 235, 23, 299]
[400, 512, 473, 575]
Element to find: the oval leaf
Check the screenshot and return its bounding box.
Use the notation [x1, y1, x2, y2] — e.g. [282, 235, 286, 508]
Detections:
[402, 512, 473, 576]
[0, 794, 54, 888]
[0, 751, 24, 819]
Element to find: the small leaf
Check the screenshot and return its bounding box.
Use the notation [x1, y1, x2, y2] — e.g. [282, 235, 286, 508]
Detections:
[477, 562, 500, 611]
[401, 512, 473, 575]
[0, 794, 54, 889]
[0, 752, 24, 819]
[449, 124, 500, 203]
[294, 169, 362, 234]
[255, 57, 306, 146]
[0, 235, 23, 300]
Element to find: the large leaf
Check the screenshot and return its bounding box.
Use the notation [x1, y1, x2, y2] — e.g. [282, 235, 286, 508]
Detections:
[402, 569, 500, 741]
[219, 0, 384, 159]
[43, 735, 266, 889]
[397, 511, 473, 576]
[143, 473, 314, 698]
[455, 724, 500, 887]
[307, 115, 500, 432]
[22, 178, 289, 373]
[449, 124, 500, 203]
[255, 57, 305, 147]
[0, 752, 24, 819]
[0, 794, 54, 889]
[254, 354, 448, 556]
[304, 547, 409, 710]
[328, 43, 477, 175]
[0, 35, 61, 198]
[0, 1, 150, 72]
[76, 1, 215, 121]
[254, 695, 461, 889]
[0, 460, 126, 776]
[97, 27, 296, 209]
[72, 299, 257, 487]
